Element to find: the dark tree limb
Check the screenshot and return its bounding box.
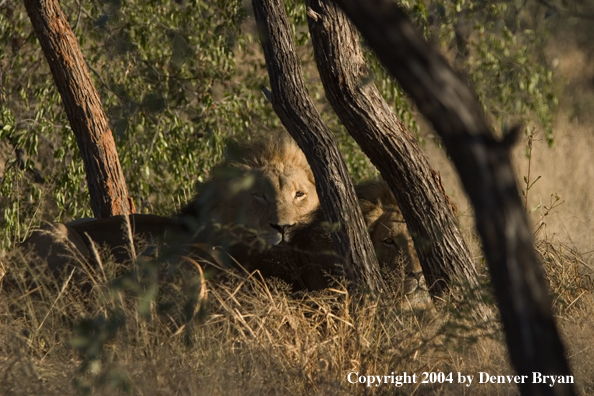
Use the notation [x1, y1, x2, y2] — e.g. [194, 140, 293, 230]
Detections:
[251, 0, 385, 292]
[306, 0, 492, 321]
[24, 0, 135, 218]
[333, 0, 574, 394]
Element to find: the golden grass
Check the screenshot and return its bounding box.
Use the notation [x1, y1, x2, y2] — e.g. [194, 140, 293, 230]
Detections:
[1, 233, 593, 396]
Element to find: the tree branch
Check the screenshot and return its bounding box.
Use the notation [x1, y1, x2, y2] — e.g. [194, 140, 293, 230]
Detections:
[306, 0, 492, 321]
[333, 0, 574, 394]
[251, 0, 385, 292]
[24, 0, 135, 218]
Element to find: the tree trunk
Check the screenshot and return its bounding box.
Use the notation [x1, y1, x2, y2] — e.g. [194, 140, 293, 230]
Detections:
[306, 0, 491, 320]
[24, 0, 135, 218]
[333, 1, 574, 395]
[251, 0, 385, 292]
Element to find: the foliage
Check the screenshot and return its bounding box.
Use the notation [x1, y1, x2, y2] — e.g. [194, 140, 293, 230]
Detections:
[286, 0, 558, 163]
[0, 0, 272, 249]
[0, 0, 558, 249]
[386, 1, 557, 145]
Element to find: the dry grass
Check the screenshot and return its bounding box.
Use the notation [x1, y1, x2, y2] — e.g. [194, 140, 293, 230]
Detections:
[1, 233, 593, 396]
[3, 16, 594, 396]
[536, 239, 594, 396]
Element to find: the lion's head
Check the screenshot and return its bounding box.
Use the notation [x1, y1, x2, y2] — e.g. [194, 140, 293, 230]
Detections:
[182, 134, 319, 246]
[356, 180, 433, 309]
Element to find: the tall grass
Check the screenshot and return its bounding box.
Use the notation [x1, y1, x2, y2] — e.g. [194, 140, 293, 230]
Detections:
[2, 232, 593, 395]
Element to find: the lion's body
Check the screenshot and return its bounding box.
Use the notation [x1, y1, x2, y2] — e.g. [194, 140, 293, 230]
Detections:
[17, 135, 320, 279]
[68, 214, 177, 262]
[17, 214, 179, 283]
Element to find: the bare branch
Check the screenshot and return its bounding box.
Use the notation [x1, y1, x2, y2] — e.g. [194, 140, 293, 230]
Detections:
[306, 0, 492, 321]
[251, 0, 385, 291]
[24, 0, 135, 218]
[333, 0, 575, 394]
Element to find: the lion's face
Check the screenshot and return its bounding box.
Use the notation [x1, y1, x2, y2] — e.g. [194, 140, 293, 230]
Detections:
[245, 167, 319, 245]
[188, 135, 320, 247]
[357, 181, 433, 309]
[366, 209, 422, 287]
[364, 204, 432, 309]
[368, 210, 409, 268]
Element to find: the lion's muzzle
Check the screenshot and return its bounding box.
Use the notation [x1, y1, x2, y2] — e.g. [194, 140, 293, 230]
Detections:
[269, 222, 296, 244]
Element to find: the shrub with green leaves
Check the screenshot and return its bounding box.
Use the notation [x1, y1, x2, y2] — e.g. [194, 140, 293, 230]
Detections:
[0, 0, 557, 250]
[1, 0, 272, 249]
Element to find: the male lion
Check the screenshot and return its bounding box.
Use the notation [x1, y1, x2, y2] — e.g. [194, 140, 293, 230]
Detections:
[14, 136, 431, 312]
[16, 134, 320, 280]
[179, 133, 319, 247]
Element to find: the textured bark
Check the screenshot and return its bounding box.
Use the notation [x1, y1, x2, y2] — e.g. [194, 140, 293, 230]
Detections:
[306, 0, 491, 320]
[333, 0, 574, 395]
[24, 0, 135, 218]
[251, 0, 385, 292]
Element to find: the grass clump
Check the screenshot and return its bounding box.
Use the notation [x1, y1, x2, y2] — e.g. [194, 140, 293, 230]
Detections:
[1, 234, 594, 395]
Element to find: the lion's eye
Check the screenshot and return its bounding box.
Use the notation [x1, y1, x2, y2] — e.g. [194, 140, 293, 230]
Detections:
[295, 191, 305, 198]
[382, 237, 394, 246]
[253, 192, 267, 202]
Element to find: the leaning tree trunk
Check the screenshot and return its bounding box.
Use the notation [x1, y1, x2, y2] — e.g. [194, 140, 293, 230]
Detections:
[24, 0, 135, 218]
[306, 0, 491, 320]
[251, 0, 385, 292]
[333, 1, 574, 395]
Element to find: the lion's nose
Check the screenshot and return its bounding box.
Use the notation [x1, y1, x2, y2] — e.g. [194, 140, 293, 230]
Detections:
[270, 223, 295, 240]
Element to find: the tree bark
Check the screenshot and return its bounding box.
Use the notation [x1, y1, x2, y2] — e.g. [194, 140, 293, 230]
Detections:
[251, 0, 385, 292]
[333, 1, 574, 395]
[306, 0, 491, 320]
[24, 0, 135, 218]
